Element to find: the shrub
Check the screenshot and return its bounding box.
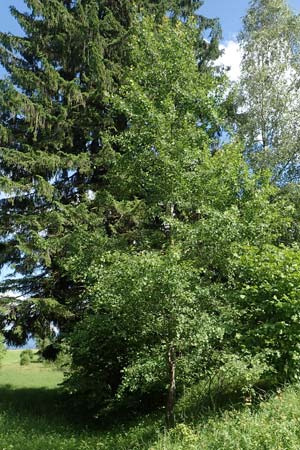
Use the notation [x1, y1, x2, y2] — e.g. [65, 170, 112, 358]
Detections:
[232, 244, 300, 383]
[20, 350, 33, 366]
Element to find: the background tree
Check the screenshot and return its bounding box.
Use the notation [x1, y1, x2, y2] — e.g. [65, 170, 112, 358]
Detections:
[237, 0, 300, 184]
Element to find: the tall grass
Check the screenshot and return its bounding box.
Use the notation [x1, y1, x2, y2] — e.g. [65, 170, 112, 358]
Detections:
[152, 386, 300, 449]
[1, 350, 300, 449]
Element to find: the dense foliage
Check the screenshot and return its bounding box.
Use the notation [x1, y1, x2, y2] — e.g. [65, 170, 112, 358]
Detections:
[0, 0, 300, 425]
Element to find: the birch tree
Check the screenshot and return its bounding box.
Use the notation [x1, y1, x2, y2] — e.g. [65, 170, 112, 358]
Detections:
[238, 0, 300, 183]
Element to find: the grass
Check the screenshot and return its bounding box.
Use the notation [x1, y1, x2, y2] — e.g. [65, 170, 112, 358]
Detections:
[0, 349, 63, 388]
[1, 350, 300, 449]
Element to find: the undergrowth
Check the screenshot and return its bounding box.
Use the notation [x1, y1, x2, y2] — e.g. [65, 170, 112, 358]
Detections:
[1, 351, 300, 449]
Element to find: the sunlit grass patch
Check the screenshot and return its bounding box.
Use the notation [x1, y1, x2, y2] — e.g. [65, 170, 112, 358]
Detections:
[0, 350, 63, 389]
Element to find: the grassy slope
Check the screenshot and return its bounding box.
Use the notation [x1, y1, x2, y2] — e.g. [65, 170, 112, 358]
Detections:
[1, 350, 300, 449]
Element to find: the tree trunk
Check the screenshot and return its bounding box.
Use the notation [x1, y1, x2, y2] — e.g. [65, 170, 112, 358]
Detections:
[166, 345, 176, 428]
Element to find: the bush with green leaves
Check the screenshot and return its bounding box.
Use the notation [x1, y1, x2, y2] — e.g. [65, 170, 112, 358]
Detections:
[231, 244, 300, 383]
[67, 252, 226, 414]
[20, 350, 31, 366]
[20, 350, 34, 366]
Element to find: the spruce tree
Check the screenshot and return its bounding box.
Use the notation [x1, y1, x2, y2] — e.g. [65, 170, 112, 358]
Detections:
[0, 1, 221, 344]
[0, 0, 132, 344]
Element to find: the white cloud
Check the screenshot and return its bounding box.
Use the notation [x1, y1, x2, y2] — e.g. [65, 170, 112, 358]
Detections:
[0, 291, 25, 301]
[217, 40, 242, 82]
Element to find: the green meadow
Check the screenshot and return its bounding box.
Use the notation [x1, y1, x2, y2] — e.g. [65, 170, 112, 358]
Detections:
[0, 350, 300, 449]
[0, 349, 63, 389]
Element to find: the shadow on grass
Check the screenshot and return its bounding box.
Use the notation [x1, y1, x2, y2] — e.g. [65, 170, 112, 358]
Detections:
[0, 384, 68, 422]
[0, 384, 162, 449]
[0, 384, 162, 450]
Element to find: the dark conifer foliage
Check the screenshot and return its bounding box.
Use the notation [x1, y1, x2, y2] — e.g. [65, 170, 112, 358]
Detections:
[0, 0, 131, 343]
